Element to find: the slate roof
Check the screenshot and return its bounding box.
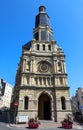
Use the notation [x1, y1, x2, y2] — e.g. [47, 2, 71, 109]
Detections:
[23, 41, 32, 50]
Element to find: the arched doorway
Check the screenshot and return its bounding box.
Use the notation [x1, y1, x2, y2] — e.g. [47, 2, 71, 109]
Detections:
[38, 93, 51, 120]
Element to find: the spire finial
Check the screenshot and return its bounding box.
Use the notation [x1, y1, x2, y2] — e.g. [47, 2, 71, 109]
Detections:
[39, 6, 46, 13]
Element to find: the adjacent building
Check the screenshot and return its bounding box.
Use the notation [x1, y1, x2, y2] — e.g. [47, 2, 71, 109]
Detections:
[12, 6, 72, 121]
[0, 78, 13, 109]
[71, 87, 83, 115]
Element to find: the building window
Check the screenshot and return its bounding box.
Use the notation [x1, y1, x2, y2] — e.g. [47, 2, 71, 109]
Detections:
[37, 44, 39, 50]
[61, 96, 66, 110]
[39, 77, 42, 85]
[43, 45, 45, 50]
[24, 96, 29, 109]
[47, 78, 50, 85]
[41, 31, 46, 41]
[48, 45, 51, 50]
[43, 77, 46, 85]
[40, 14, 50, 26]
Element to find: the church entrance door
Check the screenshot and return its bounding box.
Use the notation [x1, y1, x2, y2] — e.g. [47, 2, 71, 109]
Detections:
[38, 93, 51, 120]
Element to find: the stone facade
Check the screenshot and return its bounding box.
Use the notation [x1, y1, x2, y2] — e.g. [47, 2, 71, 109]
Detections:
[12, 6, 72, 121]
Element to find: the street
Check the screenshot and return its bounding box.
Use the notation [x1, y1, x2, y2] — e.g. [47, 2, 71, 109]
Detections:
[0, 112, 83, 130]
[0, 121, 82, 130]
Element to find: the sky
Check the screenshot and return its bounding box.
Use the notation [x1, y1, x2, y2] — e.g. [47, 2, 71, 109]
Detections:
[0, 0, 83, 97]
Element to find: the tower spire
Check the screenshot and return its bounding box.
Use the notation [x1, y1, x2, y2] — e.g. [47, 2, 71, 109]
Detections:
[34, 6, 53, 41]
[35, 5, 50, 28]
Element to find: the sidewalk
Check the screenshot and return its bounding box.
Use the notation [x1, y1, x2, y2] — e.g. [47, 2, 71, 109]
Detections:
[9, 120, 82, 129]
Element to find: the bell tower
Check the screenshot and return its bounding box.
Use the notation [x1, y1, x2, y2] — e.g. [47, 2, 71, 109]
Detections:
[12, 6, 72, 122]
[34, 6, 53, 41]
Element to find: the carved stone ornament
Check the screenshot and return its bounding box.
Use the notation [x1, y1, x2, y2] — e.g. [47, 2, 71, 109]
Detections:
[36, 57, 51, 63]
[38, 63, 49, 73]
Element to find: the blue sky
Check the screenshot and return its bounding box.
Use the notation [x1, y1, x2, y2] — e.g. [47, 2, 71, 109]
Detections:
[0, 0, 83, 97]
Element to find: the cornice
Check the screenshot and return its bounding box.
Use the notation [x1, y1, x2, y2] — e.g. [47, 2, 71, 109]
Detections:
[20, 85, 70, 90]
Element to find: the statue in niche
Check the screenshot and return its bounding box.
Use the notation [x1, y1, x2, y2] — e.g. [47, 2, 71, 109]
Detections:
[26, 61, 30, 71]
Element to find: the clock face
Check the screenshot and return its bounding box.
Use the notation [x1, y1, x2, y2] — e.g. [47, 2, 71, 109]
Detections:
[38, 63, 49, 73]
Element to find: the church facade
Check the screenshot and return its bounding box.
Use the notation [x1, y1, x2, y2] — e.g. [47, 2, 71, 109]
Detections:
[12, 6, 72, 121]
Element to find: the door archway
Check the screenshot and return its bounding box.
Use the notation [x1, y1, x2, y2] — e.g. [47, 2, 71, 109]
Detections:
[38, 93, 51, 120]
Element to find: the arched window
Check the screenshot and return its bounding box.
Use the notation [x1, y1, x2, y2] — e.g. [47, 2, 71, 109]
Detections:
[61, 96, 66, 110]
[48, 45, 51, 50]
[24, 96, 29, 109]
[43, 45, 45, 50]
[39, 77, 42, 85]
[35, 78, 37, 85]
[37, 44, 39, 50]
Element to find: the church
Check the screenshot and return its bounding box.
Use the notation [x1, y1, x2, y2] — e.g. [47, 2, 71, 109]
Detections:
[12, 6, 72, 121]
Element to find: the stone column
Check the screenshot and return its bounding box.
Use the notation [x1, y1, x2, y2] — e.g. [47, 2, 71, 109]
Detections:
[31, 57, 34, 72]
[50, 77, 51, 86]
[60, 63, 62, 72]
[63, 62, 67, 73]
[22, 59, 26, 72]
[30, 60, 32, 72]
[36, 78, 38, 85]
[45, 44, 48, 51]
[24, 76, 27, 85]
[53, 61, 56, 72]
[57, 78, 59, 86]
[30, 77, 32, 86]
[39, 29, 41, 41]
[34, 77, 37, 85]
[62, 78, 65, 86]
[61, 61, 65, 73]
[32, 77, 35, 85]
[38, 77, 40, 86]
[65, 78, 68, 86]
[46, 77, 48, 86]
[51, 101, 55, 121]
[56, 62, 58, 73]
[21, 75, 24, 85]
